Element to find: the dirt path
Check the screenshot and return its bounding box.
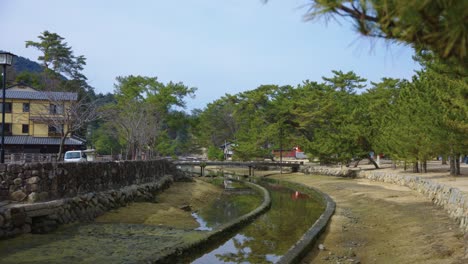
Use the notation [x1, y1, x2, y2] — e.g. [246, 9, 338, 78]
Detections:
[272, 174, 467, 264]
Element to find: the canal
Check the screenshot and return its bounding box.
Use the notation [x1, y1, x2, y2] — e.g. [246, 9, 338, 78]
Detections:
[0, 177, 324, 263]
[190, 178, 325, 263]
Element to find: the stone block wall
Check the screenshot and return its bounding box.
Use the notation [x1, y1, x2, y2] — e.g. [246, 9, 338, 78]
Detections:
[0, 159, 188, 239]
[0, 159, 179, 203]
[303, 166, 468, 233]
[0, 175, 174, 238]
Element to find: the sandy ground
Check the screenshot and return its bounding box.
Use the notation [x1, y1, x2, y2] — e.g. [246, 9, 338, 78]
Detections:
[273, 173, 467, 264]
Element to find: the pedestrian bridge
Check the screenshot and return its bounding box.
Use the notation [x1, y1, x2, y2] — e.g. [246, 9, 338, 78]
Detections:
[173, 160, 302, 176]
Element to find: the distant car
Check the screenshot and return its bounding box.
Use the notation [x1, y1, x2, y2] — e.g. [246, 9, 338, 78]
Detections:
[64, 150, 87, 162]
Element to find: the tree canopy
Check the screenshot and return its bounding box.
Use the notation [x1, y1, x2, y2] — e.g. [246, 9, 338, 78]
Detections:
[25, 30, 94, 97]
[299, 0, 468, 67]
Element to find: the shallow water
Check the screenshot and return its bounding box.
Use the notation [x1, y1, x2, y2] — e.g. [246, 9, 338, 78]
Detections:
[0, 179, 323, 264]
[0, 180, 262, 264]
[191, 179, 325, 263]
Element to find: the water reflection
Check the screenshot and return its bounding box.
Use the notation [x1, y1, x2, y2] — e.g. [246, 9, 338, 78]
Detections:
[193, 182, 262, 231]
[291, 191, 309, 200]
[192, 212, 213, 231]
[192, 180, 324, 263]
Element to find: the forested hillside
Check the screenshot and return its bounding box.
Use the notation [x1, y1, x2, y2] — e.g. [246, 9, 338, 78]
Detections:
[12, 54, 43, 74]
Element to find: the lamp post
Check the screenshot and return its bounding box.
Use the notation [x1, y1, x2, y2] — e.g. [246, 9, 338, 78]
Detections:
[0, 52, 15, 163]
[279, 126, 283, 174]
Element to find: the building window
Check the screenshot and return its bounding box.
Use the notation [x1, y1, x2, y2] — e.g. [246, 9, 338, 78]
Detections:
[1, 123, 12, 135]
[0, 103, 12, 113]
[22, 124, 29, 134]
[49, 104, 64, 114]
[23, 103, 30, 112]
[48, 125, 63, 136]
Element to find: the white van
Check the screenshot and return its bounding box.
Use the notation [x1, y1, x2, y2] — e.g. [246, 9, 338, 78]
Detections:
[64, 150, 87, 162]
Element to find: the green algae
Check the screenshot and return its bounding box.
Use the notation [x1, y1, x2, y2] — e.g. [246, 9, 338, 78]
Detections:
[0, 178, 265, 263]
[0, 223, 206, 264]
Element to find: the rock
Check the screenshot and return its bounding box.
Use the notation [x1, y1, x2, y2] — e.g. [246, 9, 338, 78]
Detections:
[38, 192, 49, 201]
[28, 192, 39, 203]
[28, 184, 40, 192]
[10, 208, 27, 227]
[318, 244, 326, 251]
[22, 223, 31, 233]
[179, 204, 191, 211]
[27, 177, 40, 184]
[48, 170, 56, 179]
[8, 164, 23, 174]
[11, 190, 27, 201]
[23, 170, 31, 177]
[13, 178, 22, 185]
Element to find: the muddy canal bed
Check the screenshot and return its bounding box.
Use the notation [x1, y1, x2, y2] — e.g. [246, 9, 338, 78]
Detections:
[0, 177, 325, 263]
[0, 179, 263, 263]
[0, 223, 206, 263]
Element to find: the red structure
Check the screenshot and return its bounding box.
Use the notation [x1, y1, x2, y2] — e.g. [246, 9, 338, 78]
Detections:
[272, 146, 305, 159]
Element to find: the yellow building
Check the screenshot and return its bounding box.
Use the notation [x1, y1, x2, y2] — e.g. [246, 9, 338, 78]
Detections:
[1, 84, 84, 154]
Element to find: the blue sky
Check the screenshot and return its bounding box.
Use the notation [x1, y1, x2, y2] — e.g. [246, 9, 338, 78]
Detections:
[2, 0, 419, 110]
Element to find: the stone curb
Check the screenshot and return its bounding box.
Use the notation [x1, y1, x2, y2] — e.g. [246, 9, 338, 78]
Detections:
[277, 181, 336, 264]
[150, 179, 272, 263]
[304, 166, 468, 233]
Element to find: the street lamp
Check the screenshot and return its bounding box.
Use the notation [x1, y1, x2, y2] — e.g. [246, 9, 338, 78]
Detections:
[0, 52, 15, 163]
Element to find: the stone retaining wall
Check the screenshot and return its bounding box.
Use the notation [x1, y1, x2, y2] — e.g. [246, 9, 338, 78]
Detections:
[303, 166, 468, 233]
[0, 159, 179, 203]
[0, 159, 187, 239]
[0, 175, 174, 239]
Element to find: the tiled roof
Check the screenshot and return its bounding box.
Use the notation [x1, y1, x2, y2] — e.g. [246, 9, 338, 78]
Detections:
[5, 136, 84, 146]
[0, 90, 77, 101]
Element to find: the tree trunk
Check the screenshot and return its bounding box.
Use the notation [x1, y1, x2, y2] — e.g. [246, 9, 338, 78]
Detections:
[442, 156, 447, 165]
[353, 159, 362, 168]
[57, 133, 70, 162]
[413, 161, 419, 173]
[449, 155, 456, 175]
[455, 154, 461, 175]
[368, 155, 380, 169]
[422, 160, 427, 173]
[404, 161, 407, 171]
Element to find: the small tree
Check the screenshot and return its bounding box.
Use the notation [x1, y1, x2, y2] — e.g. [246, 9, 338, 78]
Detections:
[37, 94, 100, 160]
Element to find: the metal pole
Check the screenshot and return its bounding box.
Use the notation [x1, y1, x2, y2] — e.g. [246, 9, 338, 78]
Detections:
[280, 127, 283, 174]
[1, 65, 6, 163]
